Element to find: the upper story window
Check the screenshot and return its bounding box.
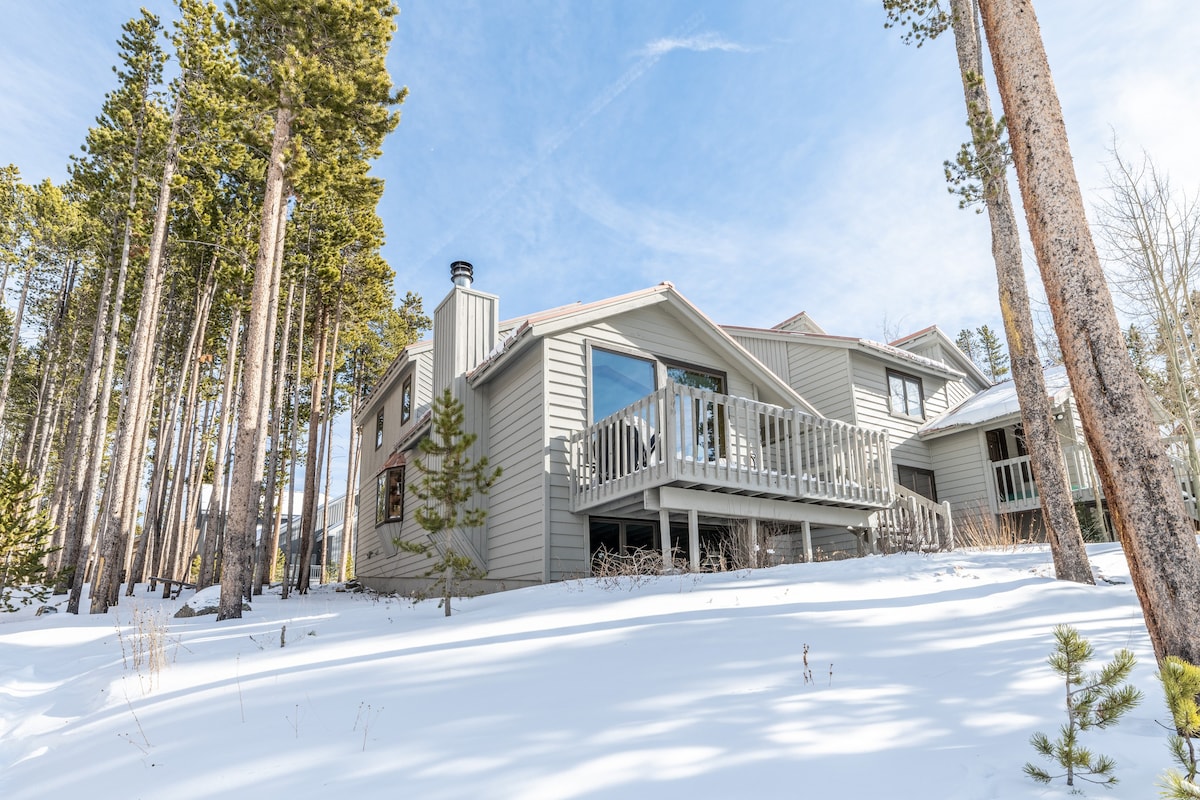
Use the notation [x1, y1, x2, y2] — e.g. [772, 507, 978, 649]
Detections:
[887, 369, 924, 419]
[590, 347, 656, 423]
[375, 409, 384, 450]
[666, 363, 726, 394]
[401, 375, 413, 425]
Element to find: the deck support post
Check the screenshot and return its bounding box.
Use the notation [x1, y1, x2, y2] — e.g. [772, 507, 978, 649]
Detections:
[802, 519, 813, 563]
[688, 509, 699, 572]
[659, 507, 673, 571]
[747, 517, 758, 568]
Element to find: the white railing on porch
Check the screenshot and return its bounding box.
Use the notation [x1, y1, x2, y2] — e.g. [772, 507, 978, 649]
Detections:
[569, 382, 893, 512]
[990, 442, 1200, 522]
[871, 485, 953, 552]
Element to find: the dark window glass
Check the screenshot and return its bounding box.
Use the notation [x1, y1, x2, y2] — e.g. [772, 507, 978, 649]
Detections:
[401, 376, 413, 424]
[375, 410, 384, 450]
[375, 466, 405, 526]
[896, 464, 938, 502]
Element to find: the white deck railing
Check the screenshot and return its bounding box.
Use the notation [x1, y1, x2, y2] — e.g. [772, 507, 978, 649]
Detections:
[570, 382, 893, 512]
[872, 485, 954, 551]
[992, 445, 1098, 514]
[991, 442, 1200, 521]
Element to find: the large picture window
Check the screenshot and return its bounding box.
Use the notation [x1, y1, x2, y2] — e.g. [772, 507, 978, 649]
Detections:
[590, 347, 656, 423]
[375, 466, 405, 526]
[887, 369, 924, 419]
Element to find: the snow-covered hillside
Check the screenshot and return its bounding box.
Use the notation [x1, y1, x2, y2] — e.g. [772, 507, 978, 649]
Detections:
[0, 544, 1185, 798]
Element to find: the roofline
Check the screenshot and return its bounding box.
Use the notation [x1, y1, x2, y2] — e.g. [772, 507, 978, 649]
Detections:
[355, 340, 434, 426]
[724, 324, 966, 381]
[889, 324, 992, 388]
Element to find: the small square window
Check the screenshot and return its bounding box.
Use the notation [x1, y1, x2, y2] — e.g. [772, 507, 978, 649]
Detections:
[887, 369, 924, 419]
[375, 466, 405, 526]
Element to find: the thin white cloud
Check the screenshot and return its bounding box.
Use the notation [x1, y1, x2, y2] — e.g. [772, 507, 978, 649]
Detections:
[639, 32, 751, 58]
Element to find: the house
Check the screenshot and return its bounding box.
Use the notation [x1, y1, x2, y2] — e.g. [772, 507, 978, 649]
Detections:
[917, 366, 1200, 537]
[356, 264, 903, 594]
[354, 263, 1195, 595]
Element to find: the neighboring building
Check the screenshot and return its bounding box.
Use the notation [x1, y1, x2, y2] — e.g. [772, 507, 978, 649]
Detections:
[278, 492, 357, 585]
[353, 263, 1194, 595]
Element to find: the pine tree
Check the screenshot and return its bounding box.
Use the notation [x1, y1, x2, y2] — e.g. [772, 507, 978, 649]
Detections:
[219, 0, 403, 618]
[0, 463, 57, 612]
[954, 327, 978, 365]
[976, 323, 1009, 381]
[1024, 625, 1142, 788]
[977, 0, 1200, 666]
[885, 0, 1094, 586]
[1158, 656, 1200, 797]
[401, 388, 501, 617]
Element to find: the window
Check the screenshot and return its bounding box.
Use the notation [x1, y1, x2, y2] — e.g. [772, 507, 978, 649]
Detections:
[401, 376, 413, 425]
[590, 347, 656, 422]
[896, 465, 937, 502]
[667, 363, 727, 461]
[985, 428, 1010, 462]
[375, 466, 405, 526]
[887, 369, 924, 419]
[375, 410, 384, 450]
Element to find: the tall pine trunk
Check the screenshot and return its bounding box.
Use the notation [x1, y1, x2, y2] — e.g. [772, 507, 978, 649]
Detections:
[949, 0, 1092, 584]
[91, 100, 182, 612]
[979, 0, 1200, 665]
[255, 280, 296, 594]
[295, 310, 329, 594]
[218, 103, 292, 620]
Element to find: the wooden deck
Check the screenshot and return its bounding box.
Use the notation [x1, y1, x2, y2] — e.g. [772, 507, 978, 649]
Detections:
[569, 382, 894, 514]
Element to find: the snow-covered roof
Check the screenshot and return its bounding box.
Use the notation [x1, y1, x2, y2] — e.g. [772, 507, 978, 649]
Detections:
[919, 366, 1073, 438]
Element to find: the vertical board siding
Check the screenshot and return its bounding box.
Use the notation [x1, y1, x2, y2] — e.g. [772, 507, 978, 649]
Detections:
[485, 344, 546, 580]
[730, 334, 791, 386]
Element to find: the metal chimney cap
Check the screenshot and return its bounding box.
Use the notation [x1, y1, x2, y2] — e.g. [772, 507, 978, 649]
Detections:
[450, 260, 474, 288]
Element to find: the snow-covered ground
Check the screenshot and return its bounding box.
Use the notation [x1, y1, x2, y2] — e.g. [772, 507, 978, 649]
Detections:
[0, 543, 1187, 799]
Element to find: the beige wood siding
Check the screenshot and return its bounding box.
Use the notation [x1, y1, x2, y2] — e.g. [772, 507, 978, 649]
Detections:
[787, 343, 854, 421]
[485, 344, 546, 580]
[849, 352, 936, 470]
[730, 334, 791, 386]
[543, 304, 776, 579]
[928, 430, 993, 513]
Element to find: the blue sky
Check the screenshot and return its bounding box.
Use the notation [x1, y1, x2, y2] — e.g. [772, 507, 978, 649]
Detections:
[5, 1, 1200, 341]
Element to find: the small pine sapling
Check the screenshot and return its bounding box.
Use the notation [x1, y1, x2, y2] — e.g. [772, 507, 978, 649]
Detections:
[1158, 656, 1200, 798]
[399, 388, 501, 616]
[0, 463, 58, 612]
[1024, 624, 1143, 788]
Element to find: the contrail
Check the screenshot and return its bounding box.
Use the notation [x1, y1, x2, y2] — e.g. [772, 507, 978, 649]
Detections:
[408, 13, 707, 270]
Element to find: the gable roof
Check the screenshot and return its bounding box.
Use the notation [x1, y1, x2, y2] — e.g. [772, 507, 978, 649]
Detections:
[918, 366, 1073, 439]
[356, 339, 433, 426]
[772, 311, 826, 334]
[723, 324, 969, 381]
[467, 282, 822, 416]
[888, 325, 992, 389]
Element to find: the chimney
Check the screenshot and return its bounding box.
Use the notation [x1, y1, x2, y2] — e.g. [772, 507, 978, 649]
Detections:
[433, 260, 498, 396]
[450, 260, 474, 288]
